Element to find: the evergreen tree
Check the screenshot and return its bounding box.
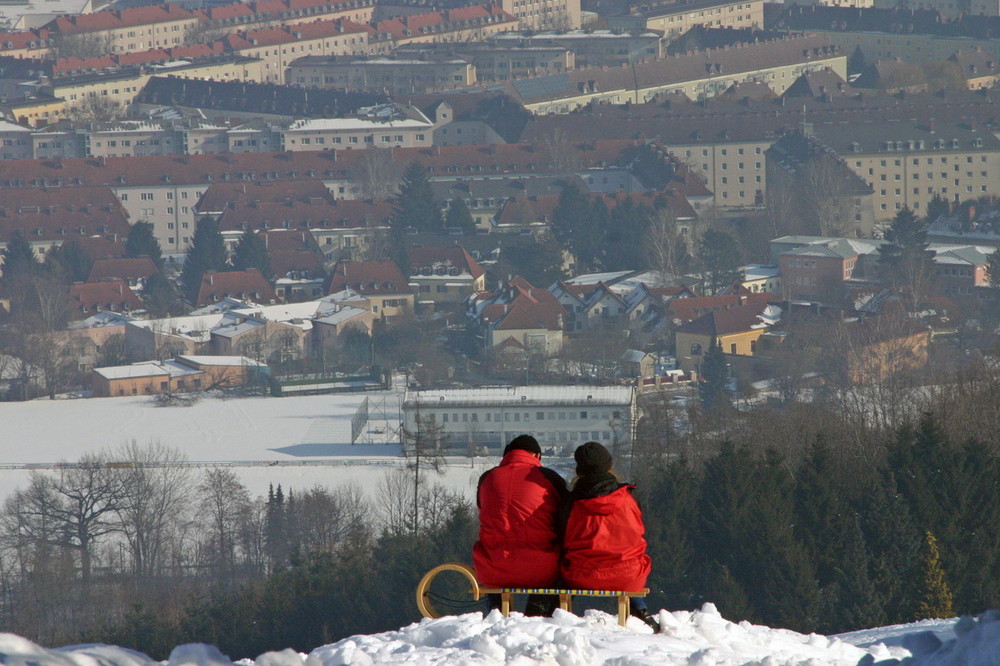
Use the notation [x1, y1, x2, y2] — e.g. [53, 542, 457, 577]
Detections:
[794, 437, 855, 588]
[1, 230, 41, 280]
[45, 239, 93, 284]
[925, 193, 949, 222]
[878, 207, 935, 309]
[915, 531, 954, 620]
[604, 197, 652, 271]
[231, 229, 273, 280]
[698, 339, 730, 412]
[491, 237, 565, 287]
[697, 229, 742, 295]
[860, 472, 923, 624]
[180, 217, 228, 303]
[551, 183, 602, 272]
[644, 460, 699, 611]
[141, 271, 183, 317]
[831, 515, 886, 631]
[444, 198, 476, 234]
[125, 221, 163, 268]
[393, 162, 441, 232]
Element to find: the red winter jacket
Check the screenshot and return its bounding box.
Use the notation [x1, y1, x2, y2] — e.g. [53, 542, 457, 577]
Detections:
[473, 449, 568, 588]
[560, 481, 651, 592]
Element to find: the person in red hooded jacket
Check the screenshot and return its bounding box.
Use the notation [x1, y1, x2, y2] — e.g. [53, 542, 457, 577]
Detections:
[559, 441, 660, 632]
[474, 434, 568, 615]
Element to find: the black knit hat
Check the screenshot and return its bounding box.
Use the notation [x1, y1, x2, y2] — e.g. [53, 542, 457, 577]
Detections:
[504, 434, 541, 456]
[575, 441, 613, 476]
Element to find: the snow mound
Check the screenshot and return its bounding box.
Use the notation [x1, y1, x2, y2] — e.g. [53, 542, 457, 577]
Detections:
[6, 605, 1000, 666]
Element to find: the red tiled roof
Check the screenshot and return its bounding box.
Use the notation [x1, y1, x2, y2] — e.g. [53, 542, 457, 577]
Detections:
[218, 198, 393, 231]
[76, 235, 127, 262]
[49, 5, 197, 36]
[675, 299, 771, 337]
[0, 187, 130, 243]
[69, 280, 143, 318]
[0, 141, 655, 192]
[196, 180, 333, 213]
[88, 257, 160, 282]
[328, 260, 411, 295]
[669, 293, 772, 326]
[408, 245, 485, 280]
[197, 269, 277, 306]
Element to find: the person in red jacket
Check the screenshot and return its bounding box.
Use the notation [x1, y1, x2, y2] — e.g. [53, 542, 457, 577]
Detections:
[560, 441, 660, 632]
[474, 434, 568, 616]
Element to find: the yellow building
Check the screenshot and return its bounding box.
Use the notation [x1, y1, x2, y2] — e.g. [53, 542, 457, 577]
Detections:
[674, 299, 777, 373]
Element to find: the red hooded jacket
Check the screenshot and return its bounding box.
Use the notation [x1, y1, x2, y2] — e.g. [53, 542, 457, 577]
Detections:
[473, 449, 568, 588]
[560, 483, 651, 592]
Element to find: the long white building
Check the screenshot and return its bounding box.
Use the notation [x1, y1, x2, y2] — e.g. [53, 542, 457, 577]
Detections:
[401, 385, 636, 452]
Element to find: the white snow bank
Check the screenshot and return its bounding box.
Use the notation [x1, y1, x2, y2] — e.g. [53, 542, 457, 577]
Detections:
[5, 605, 1000, 666]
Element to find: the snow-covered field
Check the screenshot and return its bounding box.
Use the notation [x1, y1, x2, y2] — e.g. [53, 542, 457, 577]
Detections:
[5, 603, 993, 666]
[0, 390, 497, 501]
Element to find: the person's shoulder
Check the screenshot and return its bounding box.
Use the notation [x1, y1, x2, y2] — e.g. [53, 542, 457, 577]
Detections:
[538, 465, 568, 491]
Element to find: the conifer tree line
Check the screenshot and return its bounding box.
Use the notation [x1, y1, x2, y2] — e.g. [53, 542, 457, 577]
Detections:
[4, 378, 1000, 656]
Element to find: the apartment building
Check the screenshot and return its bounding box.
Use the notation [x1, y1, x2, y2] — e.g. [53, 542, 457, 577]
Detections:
[196, 0, 376, 34]
[0, 187, 131, 267]
[0, 119, 33, 160]
[872, 0, 997, 18]
[809, 118, 1000, 218]
[45, 56, 264, 110]
[370, 4, 520, 52]
[46, 5, 200, 55]
[770, 5, 1000, 65]
[491, 30, 662, 67]
[606, 0, 763, 38]
[280, 108, 435, 151]
[504, 34, 845, 114]
[496, 0, 582, 30]
[287, 54, 476, 94]
[395, 42, 572, 81]
[221, 19, 372, 84]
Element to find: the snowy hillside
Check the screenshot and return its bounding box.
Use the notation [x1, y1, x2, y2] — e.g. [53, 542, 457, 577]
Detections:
[5, 604, 999, 666]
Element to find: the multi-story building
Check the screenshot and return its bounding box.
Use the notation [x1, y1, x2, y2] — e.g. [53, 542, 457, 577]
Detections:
[769, 5, 1000, 65]
[280, 106, 435, 150]
[221, 19, 372, 84]
[502, 34, 845, 114]
[287, 54, 476, 94]
[401, 385, 636, 451]
[491, 29, 663, 67]
[809, 118, 1000, 218]
[46, 5, 201, 55]
[396, 42, 573, 81]
[0, 119, 33, 160]
[605, 0, 763, 38]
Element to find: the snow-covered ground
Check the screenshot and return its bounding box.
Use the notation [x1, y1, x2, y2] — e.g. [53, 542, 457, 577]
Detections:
[6, 604, 997, 666]
[0, 389, 501, 501]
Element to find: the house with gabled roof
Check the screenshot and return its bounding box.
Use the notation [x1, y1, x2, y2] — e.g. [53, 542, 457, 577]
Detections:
[675, 297, 782, 373]
[196, 269, 278, 308]
[474, 276, 568, 353]
[407, 245, 486, 307]
[327, 259, 414, 322]
[69, 280, 144, 320]
[87, 257, 161, 292]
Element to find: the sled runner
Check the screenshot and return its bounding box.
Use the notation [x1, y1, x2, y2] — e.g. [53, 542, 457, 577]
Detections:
[416, 562, 648, 627]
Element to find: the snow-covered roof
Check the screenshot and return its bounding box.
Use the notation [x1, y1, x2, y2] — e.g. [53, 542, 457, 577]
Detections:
[405, 385, 634, 408]
[285, 117, 431, 132]
[128, 314, 229, 341]
[68, 311, 135, 330]
[94, 362, 171, 380]
[177, 355, 267, 367]
[315, 306, 369, 326]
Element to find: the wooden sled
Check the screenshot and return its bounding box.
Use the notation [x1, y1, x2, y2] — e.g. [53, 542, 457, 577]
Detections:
[416, 562, 648, 627]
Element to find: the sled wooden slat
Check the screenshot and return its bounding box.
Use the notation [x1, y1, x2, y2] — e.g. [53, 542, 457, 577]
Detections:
[417, 563, 648, 627]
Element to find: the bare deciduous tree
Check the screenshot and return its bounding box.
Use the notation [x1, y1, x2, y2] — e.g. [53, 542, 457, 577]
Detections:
[111, 440, 193, 580]
[356, 147, 403, 200]
[644, 207, 689, 284]
[196, 468, 252, 583]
